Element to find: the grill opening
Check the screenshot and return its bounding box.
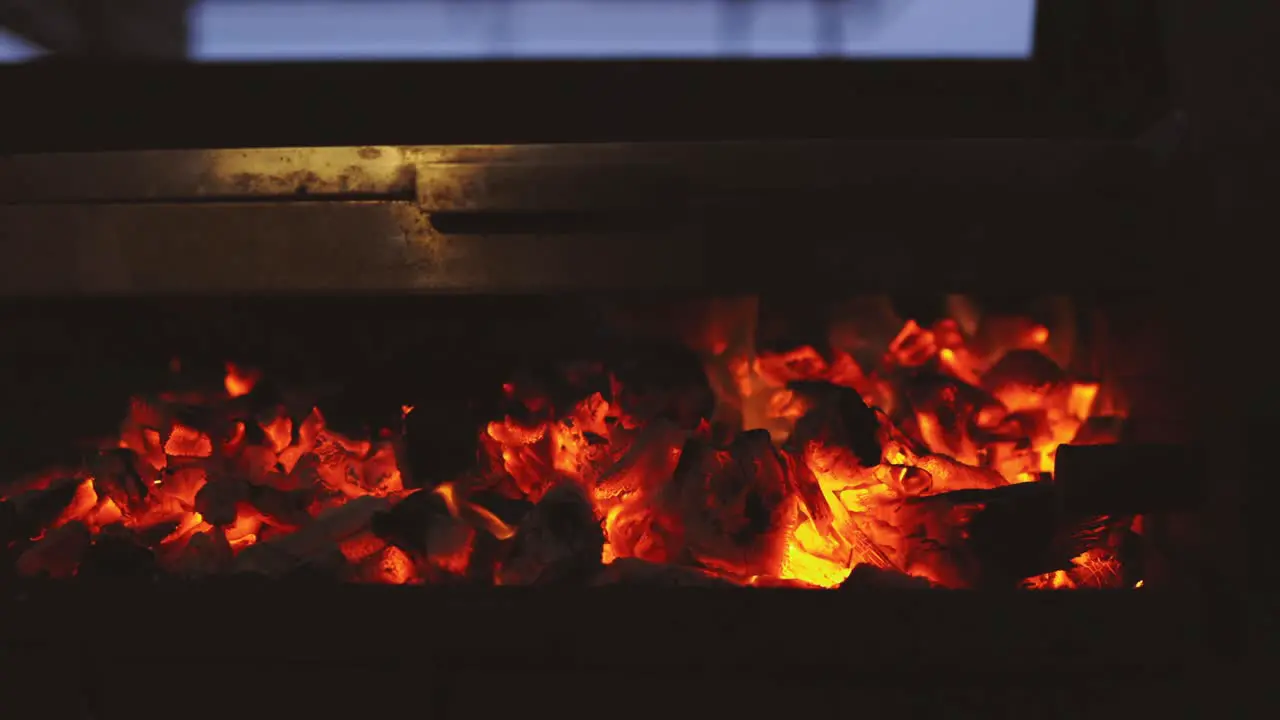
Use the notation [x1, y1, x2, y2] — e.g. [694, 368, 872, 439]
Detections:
[0, 292, 1209, 593]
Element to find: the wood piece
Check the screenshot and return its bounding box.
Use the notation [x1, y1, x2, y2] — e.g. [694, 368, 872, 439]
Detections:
[907, 482, 1124, 587]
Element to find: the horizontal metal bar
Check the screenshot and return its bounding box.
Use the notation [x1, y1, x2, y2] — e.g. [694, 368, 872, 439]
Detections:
[0, 193, 1188, 295]
[0, 140, 1149, 207]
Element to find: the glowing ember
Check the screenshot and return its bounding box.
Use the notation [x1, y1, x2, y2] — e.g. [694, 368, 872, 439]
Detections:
[0, 301, 1142, 589]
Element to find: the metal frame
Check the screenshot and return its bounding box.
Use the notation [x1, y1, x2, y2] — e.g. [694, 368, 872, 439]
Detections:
[0, 138, 1177, 295]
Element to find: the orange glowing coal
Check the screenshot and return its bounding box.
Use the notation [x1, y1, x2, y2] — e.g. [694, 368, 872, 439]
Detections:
[0, 300, 1141, 589]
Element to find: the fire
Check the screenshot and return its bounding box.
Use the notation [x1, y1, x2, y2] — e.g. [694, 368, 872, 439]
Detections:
[0, 299, 1141, 589]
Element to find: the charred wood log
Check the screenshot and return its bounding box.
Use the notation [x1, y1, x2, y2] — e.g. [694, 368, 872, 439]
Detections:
[0, 477, 81, 545]
[496, 482, 603, 586]
[166, 529, 233, 577]
[906, 478, 1130, 587]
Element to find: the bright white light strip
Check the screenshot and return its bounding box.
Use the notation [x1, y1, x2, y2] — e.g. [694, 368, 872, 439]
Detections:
[189, 0, 1036, 60]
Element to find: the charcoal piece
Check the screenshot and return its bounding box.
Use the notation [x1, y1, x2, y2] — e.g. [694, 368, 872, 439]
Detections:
[233, 496, 390, 577]
[1055, 443, 1203, 516]
[607, 342, 715, 430]
[590, 558, 735, 587]
[724, 430, 789, 545]
[911, 454, 1007, 492]
[840, 564, 935, 590]
[496, 483, 604, 586]
[673, 430, 796, 577]
[594, 419, 687, 500]
[245, 485, 314, 528]
[136, 520, 182, 549]
[371, 489, 452, 557]
[78, 525, 158, 580]
[902, 372, 1004, 459]
[170, 530, 233, 577]
[91, 448, 150, 509]
[787, 381, 881, 466]
[15, 521, 91, 578]
[194, 478, 249, 527]
[0, 477, 82, 545]
[465, 531, 507, 584]
[465, 490, 535, 528]
[980, 349, 1066, 410]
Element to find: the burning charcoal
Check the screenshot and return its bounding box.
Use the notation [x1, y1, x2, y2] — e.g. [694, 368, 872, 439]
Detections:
[0, 477, 82, 545]
[352, 545, 419, 585]
[594, 419, 687, 501]
[245, 485, 314, 528]
[370, 484, 479, 577]
[136, 520, 183, 549]
[465, 490, 535, 528]
[233, 495, 390, 576]
[194, 478, 249, 527]
[902, 372, 1003, 462]
[839, 563, 935, 590]
[91, 448, 151, 511]
[911, 454, 1007, 493]
[783, 451, 834, 533]
[78, 524, 158, 580]
[676, 430, 797, 578]
[168, 530, 234, 577]
[1055, 443, 1204, 517]
[590, 558, 735, 587]
[787, 381, 881, 467]
[15, 521, 90, 578]
[496, 483, 604, 586]
[980, 349, 1066, 412]
[371, 488, 448, 557]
